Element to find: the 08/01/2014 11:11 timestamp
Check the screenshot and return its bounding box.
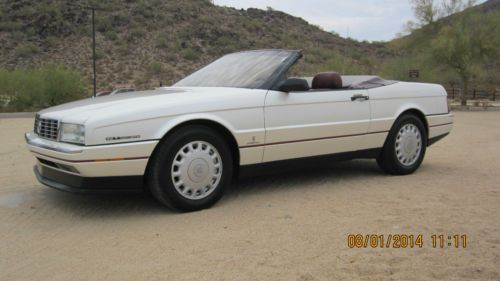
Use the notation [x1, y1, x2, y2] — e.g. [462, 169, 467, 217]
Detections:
[347, 234, 467, 249]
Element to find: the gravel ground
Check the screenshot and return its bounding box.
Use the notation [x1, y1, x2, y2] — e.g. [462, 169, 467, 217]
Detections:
[0, 112, 499, 281]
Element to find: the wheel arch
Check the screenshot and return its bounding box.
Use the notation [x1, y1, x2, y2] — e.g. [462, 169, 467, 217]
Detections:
[395, 108, 429, 137]
[146, 115, 241, 179]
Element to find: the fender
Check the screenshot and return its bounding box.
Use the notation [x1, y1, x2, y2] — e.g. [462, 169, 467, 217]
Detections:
[393, 103, 427, 120]
[150, 113, 265, 165]
[153, 113, 236, 138]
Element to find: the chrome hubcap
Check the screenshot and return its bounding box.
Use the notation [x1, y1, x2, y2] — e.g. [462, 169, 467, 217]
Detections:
[395, 124, 422, 166]
[171, 141, 222, 200]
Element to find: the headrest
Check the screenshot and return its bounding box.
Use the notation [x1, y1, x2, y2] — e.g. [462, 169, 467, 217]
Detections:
[312, 72, 343, 89]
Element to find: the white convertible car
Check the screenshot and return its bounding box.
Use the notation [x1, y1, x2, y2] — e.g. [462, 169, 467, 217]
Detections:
[26, 49, 453, 211]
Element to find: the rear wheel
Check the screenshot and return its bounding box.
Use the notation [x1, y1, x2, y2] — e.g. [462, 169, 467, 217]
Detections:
[147, 125, 233, 211]
[377, 114, 427, 175]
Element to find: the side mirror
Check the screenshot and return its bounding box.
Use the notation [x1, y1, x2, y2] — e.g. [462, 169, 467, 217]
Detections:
[279, 78, 310, 92]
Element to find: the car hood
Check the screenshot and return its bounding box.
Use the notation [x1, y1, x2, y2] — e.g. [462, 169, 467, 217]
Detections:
[38, 87, 264, 125]
[39, 88, 184, 118]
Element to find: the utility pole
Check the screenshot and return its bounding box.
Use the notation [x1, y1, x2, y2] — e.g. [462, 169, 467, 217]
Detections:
[67, 3, 106, 98]
[92, 7, 96, 97]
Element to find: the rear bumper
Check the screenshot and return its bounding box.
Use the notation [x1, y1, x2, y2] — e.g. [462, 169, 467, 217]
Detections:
[34, 164, 143, 193]
[427, 113, 453, 144]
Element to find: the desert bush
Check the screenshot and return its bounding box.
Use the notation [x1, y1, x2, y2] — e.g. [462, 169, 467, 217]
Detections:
[182, 48, 199, 61]
[96, 17, 113, 33]
[165, 52, 177, 63]
[15, 43, 40, 58]
[155, 36, 169, 48]
[10, 31, 25, 41]
[43, 36, 58, 48]
[0, 21, 22, 31]
[0, 65, 86, 112]
[95, 49, 106, 60]
[38, 65, 86, 106]
[127, 28, 144, 42]
[104, 30, 118, 41]
[148, 62, 164, 75]
[0, 68, 41, 111]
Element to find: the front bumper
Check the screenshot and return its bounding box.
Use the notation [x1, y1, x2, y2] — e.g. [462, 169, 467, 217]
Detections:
[34, 165, 143, 193]
[26, 132, 159, 192]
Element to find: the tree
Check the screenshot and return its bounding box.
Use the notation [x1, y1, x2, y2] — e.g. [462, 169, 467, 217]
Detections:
[410, 0, 439, 26]
[441, 0, 476, 17]
[406, 0, 476, 31]
[430, 11, 500, 106]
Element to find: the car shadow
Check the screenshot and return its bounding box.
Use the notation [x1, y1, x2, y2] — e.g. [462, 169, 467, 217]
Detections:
[39, 159, 383, 217]
[226, 159, 382, 199]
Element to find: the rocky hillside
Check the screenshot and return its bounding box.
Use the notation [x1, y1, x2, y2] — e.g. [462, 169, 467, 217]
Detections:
[1, 0, 498, 95]
[477, 0, 500, 11]
[0, 0, 392, 92]
[386, 0, 499, 87]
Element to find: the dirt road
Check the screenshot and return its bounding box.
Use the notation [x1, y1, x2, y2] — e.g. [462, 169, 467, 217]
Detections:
[0, 112, 499, 280]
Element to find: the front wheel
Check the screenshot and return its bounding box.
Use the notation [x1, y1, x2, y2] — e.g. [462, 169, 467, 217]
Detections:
[147, 125, 233, 211]
[377, 114, 427, 175]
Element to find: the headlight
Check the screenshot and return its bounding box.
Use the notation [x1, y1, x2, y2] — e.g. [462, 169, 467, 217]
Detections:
[59, 123, 85, 144]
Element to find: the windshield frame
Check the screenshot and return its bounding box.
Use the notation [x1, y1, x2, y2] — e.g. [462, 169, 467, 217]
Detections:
[173, 49, 302, 90]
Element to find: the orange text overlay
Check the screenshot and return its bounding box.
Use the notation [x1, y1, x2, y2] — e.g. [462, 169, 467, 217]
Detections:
[347, 234, 467, 249]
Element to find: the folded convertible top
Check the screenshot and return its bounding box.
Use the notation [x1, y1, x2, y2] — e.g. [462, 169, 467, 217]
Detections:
[303, 75, 396, 90]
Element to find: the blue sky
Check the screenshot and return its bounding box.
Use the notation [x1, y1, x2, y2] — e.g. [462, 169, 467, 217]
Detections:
[214, 0, 486, 42]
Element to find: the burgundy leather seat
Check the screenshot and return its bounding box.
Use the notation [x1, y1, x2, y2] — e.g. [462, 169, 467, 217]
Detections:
[312, 72, 343, 89]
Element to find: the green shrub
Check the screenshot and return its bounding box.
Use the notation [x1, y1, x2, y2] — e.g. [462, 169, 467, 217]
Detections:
[104, 30, 118, 41]
[43, 36, 58, 48]
[182, 48, 199, 61]
[0, 21, 22, 31]
[148, 62, 164, 74]
[95, 49, 106, 60]
[0, 65, 86, 112]
[0, 68, 42, 111]
[155, 36, 169, 48]
[10, 31, 25, 41]
[96, 17, 113, 33]
[127, 28, 144, 42]
[15, 43, 40, 58]
[41, 65, 86, 106]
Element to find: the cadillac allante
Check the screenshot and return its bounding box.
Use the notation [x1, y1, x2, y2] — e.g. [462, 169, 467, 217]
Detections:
[26, 49, 453, 211]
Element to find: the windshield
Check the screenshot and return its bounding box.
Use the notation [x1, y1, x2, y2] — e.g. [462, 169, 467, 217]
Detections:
[174, 50, 297, 89]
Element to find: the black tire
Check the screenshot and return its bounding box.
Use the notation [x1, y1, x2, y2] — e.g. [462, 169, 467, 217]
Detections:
[376, 114, 427, 175]
[146, 125, 233, 212]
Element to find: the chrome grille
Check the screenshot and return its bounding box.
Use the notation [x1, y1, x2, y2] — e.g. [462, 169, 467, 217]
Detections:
[34, 115, 59, 140]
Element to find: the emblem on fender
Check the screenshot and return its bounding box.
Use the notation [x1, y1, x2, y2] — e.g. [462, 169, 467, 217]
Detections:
[105, 135, 141, 141]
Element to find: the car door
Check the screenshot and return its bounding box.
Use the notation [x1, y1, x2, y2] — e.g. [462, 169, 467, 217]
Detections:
[262, 88, 371, 162]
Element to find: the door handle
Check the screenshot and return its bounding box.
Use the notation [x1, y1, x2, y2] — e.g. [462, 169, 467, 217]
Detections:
[351, 94, 369, 101]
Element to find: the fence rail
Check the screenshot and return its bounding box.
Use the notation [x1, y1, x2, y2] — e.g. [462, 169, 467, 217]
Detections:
[446, 87, 500, 101]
